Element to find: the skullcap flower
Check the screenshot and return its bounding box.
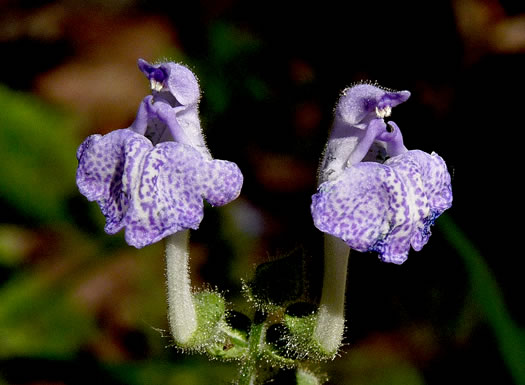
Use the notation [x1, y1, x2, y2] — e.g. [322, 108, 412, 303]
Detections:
[76, 59, 243, 248]
[312, 84, 452, 264]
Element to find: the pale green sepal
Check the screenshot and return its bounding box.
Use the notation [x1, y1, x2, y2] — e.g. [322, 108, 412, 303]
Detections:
[175, 290, 251, 360]
[283, 304, 338, 360]
[261, 336, 297, 369]
[174, 290, 225, 349]
[206, 322, 249, 359]
[296, 367, 327, 385]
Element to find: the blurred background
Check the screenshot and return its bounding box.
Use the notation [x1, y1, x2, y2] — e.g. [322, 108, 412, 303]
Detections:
[1, 0, 524, 384]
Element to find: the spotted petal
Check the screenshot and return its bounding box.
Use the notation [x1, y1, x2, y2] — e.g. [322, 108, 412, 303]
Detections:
[200, 159, 244, 207]
[391, 150, 452, 251]
[77, 129, 243, 248]
[311, 150, 452, 264]
[76, 129, 133, 233]
[122, 139, 243, 248]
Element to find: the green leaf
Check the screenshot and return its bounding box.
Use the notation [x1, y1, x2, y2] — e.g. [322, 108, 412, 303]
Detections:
[0, 85, 80, 222]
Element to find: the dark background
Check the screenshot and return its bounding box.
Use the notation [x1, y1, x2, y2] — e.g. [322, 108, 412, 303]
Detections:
[1, 0, 524, 384]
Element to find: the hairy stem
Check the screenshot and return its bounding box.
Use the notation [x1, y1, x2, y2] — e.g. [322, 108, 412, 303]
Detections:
[313, 234, 350, 354]
[165, 230, 198, 345]
[238, 310, 267, 385]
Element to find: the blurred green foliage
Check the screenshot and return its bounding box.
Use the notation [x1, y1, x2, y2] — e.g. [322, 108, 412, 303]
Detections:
[0, 271, 97, 358]
[198, 22, 268, 116]
[0, 85, 79, 223]
[106, 358, 236, 385]
[438, 215, 525, 385]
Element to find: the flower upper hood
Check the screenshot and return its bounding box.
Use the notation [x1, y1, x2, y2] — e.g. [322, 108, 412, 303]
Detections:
[335, 84, 410, 129]
[137, 58, 200, 107]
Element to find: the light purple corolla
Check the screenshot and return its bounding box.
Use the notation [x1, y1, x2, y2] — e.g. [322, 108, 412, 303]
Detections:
[312, 84, 452, 264]
[76, 59, 243, 248]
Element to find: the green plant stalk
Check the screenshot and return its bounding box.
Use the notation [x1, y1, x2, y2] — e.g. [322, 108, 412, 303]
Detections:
[438, 214, 525, 385]
[165, 230, 198, 345]
[238, 310, 267, 385]
[312, 234, 350, 355]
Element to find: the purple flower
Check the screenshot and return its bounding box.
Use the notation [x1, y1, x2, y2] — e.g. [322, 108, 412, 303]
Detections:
[312, 84, 452, 264]
[76, 59, 243, 248]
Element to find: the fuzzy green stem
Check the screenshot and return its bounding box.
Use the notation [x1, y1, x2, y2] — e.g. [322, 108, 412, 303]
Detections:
[165, 230, 197, 345]
[238, 310, 267, 385]
[313, 234, 350, 354]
